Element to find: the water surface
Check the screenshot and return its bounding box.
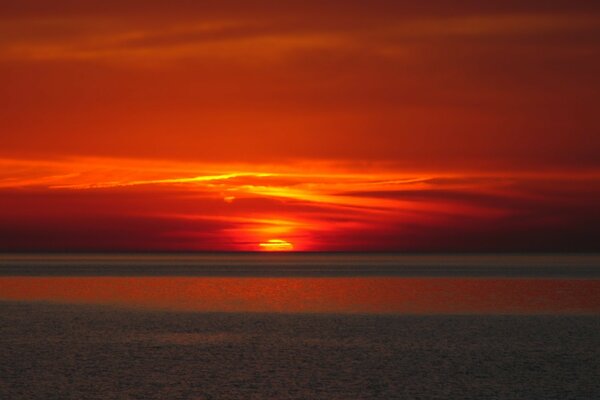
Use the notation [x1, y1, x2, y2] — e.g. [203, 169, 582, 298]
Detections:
[1, 254, 599, 399]
[1, 277, 599, 314]
[1, 253, 599, 277]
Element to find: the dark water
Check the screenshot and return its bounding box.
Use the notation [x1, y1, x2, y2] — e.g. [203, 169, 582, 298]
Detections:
[1, 303, 599, 399]
[1, 253, 600, 277]
[1, 254, 600, 398]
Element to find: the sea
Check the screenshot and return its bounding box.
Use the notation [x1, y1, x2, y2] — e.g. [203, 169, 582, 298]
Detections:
[1, 253, 599, 399]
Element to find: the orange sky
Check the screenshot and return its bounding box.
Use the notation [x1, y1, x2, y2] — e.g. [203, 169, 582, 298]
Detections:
[1, 1, 599, 251]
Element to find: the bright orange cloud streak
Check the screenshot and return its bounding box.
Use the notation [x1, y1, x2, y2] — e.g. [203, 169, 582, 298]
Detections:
[259, 239, 294, 252]
[0, 157, 598, 251]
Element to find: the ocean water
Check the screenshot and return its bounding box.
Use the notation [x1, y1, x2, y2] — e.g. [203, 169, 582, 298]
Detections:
[1, 253, 600, 277]
[1, 254, 599, 399]
[1, 304, 599, 399]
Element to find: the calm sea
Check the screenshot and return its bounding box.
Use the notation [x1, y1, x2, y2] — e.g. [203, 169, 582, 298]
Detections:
[1, 254, 599, 399]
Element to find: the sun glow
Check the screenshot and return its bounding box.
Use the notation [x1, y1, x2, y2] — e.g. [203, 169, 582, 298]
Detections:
[0, 156, 595, 252]
[258, 239, 294, 251]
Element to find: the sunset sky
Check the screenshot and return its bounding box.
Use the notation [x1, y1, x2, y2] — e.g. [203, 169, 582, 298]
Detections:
[1, 1, 599, 251]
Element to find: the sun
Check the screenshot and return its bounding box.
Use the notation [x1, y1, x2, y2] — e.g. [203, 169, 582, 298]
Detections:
[258, 239, 294, 251]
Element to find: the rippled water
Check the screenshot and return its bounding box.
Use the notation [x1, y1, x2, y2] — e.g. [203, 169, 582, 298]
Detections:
[1, 254, 599, 398]
[1, 303, 599, 399]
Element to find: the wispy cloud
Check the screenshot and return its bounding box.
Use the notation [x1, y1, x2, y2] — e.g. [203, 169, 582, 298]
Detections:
[0, 157, 598, 251]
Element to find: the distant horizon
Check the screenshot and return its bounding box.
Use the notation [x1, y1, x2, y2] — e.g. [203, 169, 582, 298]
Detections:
[2, 251, 600, 255]
[2, 253, 600, 279]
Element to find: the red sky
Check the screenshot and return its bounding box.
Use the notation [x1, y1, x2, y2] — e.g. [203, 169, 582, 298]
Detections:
[1, 1, 599, 251]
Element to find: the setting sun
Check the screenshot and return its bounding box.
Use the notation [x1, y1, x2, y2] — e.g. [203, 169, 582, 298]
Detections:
[258, 239, 294, 252]
[0, 0, 598, 253]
